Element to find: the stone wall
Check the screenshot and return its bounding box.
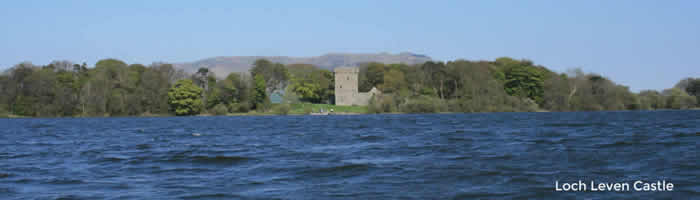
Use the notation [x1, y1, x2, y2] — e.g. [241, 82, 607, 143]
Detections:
[354, 87, 380, 106]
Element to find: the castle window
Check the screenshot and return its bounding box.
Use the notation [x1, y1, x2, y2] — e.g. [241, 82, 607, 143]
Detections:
[340, 85, 342, 89]
[347, 77, 349, 80]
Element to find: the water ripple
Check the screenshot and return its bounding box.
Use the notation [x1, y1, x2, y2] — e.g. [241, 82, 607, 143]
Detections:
[0, 111, 697, 199]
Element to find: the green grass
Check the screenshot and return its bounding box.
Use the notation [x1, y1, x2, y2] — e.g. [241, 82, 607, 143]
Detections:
[289, 103, 367, 114]
[220, 103, 366, 116]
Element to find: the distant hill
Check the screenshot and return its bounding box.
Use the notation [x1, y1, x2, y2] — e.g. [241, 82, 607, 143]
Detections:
[174, 52, 432, 77]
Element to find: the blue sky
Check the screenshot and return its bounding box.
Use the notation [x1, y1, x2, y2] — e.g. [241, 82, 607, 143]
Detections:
[1, 0, 698, 91]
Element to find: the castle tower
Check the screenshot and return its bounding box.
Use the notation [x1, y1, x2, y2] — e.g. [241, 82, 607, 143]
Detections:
[334, 67, 359, 105]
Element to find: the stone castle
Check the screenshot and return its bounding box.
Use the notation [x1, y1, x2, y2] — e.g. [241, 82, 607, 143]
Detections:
[334, 67, 380, 106]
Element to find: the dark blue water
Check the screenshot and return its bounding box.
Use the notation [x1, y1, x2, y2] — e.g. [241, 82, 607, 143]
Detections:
[1, 111, 698, 199]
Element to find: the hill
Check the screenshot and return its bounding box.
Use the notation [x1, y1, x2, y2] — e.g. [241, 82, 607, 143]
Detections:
[174, 52, 432, 76]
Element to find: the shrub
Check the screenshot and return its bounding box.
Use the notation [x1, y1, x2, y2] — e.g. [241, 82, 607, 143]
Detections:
[0, 106, 6, 115]
[210, 104, 228, 115]
[273, 104, 291, 115]
[229, 101, 251, 113]
[399, 95, 445, 113]
[368, 95, 397, 113]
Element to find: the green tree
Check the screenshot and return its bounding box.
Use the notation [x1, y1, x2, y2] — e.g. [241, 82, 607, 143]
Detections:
[503, 64, 545, 104]
[291, 81, 320, 102]
[678, 78, 700, 106]
[252, 74, 270, 111]
[7, 62, 36, 115]
[362, 62, 386, 92]
[208, 73, 239, 107]
[382, 68, 406, 94]
[168, 79, 204, 116]
[139, 63, 175, 114]
[81, 59, 130, 116]
[0, 75, 9, 113]
[638, 90, 665, 110]
[250, 59, 289, 93]
[421, 61, 448, 99]
[664, 88, 696, 109]
[542, 73, 571, 111]
[287, 64, 334, 104]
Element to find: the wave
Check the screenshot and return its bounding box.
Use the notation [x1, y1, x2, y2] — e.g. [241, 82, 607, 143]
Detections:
[190, 155, 253, 165]
[597, 140, 639, 148]
[179, 193, 248, 200]
[481, 153, 514, 160]
[343, 157, 404, 165]
[544, 122, 609, 127]
[155, 167, 214, 174]
[0, 187, 14, 195]
[99, 156, 129, 163]
[301, 163, 372, 176]
[29, 123, 54, 129]
[358, 135, 386, 142]
[663, 123, 691, 128]
[308, 143, 377, 152]
[448, 136, 472, 142]
[46, 178, 85, 184]
[3, 153, 32, 159]
[451, 191, 513, 199]
[135, 143, 152, 150]
[670, 132, 700, 138]
[448, 155, 471, 160]
[51, 194, 96, 200]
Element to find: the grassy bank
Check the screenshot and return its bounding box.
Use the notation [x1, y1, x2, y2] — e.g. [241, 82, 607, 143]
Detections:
[288, 103, 367, 114]
[0, 114, 28, 118]
[218, 103, 368, 116]
[0, 104, 369, 118]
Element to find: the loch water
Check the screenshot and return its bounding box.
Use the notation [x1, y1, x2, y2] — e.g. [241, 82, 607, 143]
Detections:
[0, 111, 698, 199]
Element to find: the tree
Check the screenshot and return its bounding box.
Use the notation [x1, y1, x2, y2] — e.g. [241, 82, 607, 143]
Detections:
[287, 64, 334, 104]
[168, 79, 203, 116]
[382, 68, 406, 94]
[663, 88, 696, 109]
[685, 79, 700, 96]
[194, 67, 213, 106]
[421, 61, 447, 99]
[1, 57, 695, 117]
[252, 74, 270, 111]
[291, 80, 321, 102]
[542, 73, 571, 111]
[7, 62, 36, 115]
[250, 59, 289, 94]
[360, 62, 386, 92]
[638, 90, 665, 110]
[678, 78, 700, 106]
[503, 64, 545, 104]
[80, 59, 131, 116]
[139, 63, 174, 114]
[207, 72, 241, 109]
[0, 74, 9, 113]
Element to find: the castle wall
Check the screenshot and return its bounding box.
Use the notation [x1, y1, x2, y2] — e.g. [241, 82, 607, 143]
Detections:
[334, 67, 359, 106]
[334, 67, 380, 106]
[353, 87, 380, 106]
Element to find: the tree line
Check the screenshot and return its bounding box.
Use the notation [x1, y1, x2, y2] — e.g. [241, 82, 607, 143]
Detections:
[0, 57, 697, 117]
[362, 58, 698, 113]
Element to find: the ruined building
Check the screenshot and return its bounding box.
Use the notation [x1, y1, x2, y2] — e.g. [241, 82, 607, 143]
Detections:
[334, 67, 381, 106]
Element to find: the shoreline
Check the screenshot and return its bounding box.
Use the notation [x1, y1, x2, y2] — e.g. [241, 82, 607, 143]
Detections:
[2, 109, 699, 119]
